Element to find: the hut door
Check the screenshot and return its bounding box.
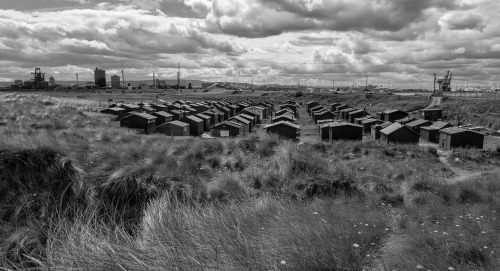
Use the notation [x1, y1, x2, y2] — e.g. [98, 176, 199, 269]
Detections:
[441, 137, 447, 148]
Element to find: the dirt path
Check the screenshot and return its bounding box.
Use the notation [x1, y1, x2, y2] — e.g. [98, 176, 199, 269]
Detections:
[425, 96, 442, 108]
[436, 149, 499, 183]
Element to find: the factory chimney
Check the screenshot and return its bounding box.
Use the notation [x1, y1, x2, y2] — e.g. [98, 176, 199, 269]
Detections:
[177, 63, 180, 92]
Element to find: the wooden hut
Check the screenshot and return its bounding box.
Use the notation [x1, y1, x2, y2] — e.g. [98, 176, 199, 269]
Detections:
[439, 127, 484, 149]
[156, 121, 190, 136]
[361, 118, 382, 134]
[264, 121, 300, 140]
[380, 123, 419, 144]
[120, 112, 157, 134]
[181, 115, 204, 136]
[151, 104, 168, 112]
[339, 108, 356, 120]
[210, 121, 244, 137]
[420, 121, 453, 143]
[314, 111, 336, 123]
[405, 119, 433, 134]
[320, 122, 363, 142]
[119, 103, 141, 113]
[307, 101, 319, 112]
[100, 107, 128, 120]
[151, 111, 174, 126]
[238, 114, 256, 129]
[395, 116, 416, 125]
[372, 122, 392, 140]
[168, 109, 185, 121]
[195, 113, 212, 131]
[275, 108, 294, 117]
[383, 109, 409, 122]
[229, 116, 251, 134]
[273, 114, 295, 124]
[348, 109, 366, 123]
[421, 108, 443, 121]
[330, 103, 342, 112]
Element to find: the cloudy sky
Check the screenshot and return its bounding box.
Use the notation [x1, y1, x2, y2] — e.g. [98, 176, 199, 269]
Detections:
[0, 0, 499, 88]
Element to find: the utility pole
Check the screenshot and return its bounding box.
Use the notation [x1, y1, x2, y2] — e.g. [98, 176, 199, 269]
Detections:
[333, 80, 335, 89]
[389, 80, 391, 90]
[153, 72, 155, 89]
[365, 76, 368, 90]
[76, 74, 78, 86]
[122, 70, 124, 87]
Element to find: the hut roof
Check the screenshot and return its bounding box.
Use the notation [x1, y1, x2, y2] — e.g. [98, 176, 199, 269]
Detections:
[164, 120, 189, 127]
[124, 112, 156, 120]
[380, 123, 403, 135]
[383, 109, 406, 114]
[323, 122, 362, 128]
[195, 113, 211, 120]
[430, 121, 451, 129]
[152, 111, 173, 118]
[185, 115, 203, 122]
[213, 121, 241, 129]
[230, 116, 250, 124]
[264, 121, 300, 130]
[440, 127, 483, 135]
[406, 119, 431, 128]
[361, 118, 379, 125]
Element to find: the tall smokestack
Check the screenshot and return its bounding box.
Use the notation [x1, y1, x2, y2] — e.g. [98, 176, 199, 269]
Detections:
[177, 63, 180, 92]
[153, 72, 155, 88]
[122, 70, 124, 86]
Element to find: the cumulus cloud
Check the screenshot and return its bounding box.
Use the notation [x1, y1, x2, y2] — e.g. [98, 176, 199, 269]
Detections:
[439, 11, 486, 31]
[1, 0, 500, 85]
[206, 0, 465, 38]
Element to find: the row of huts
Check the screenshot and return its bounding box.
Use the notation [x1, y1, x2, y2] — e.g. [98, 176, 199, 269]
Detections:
[101, 99, 274, 137]
[308, 101, 484, 149]
[263, 100, 301, 140]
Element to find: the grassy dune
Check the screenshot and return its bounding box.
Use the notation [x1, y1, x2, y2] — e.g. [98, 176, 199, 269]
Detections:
[1, 93, 500, 270]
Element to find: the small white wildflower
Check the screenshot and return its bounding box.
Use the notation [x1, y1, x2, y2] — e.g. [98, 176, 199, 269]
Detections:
[280, 260, 286, 265]
[416, 264, 423, 269]
[482, 231, 486, 234]
[484, 246, 488, 249]
[448, 267, 455, 270]
[313, 212, 318, 215]
[353, 244, 360, 248]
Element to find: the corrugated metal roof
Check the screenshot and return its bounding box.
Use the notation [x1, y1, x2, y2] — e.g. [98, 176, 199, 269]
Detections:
[361, 118, 379, 124]
[185, 115, 203, 122]
[153, 111, 173, 118]
[126, 112, 157, 120]
[213, 121, 240, 129]
[264, 121, 300, 130]
[230, 116, 250, 124]
[165, 120, 189, 127]
[429, 121, 451, 130]
[196, 113, 210, 120]
[380, 122, 392, 129]
[141, 106, 154, 111]
[340, 108, 355, 112]
[349, 109, 364, 114]
[440, 127, 467, 135]
[380, 123, 402, 135]
[323, 122, 363, 128]
[406, 119, 432, 127]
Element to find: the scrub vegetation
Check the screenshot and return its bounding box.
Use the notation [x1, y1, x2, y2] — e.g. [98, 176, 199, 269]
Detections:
[1, 93, 499, 270]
